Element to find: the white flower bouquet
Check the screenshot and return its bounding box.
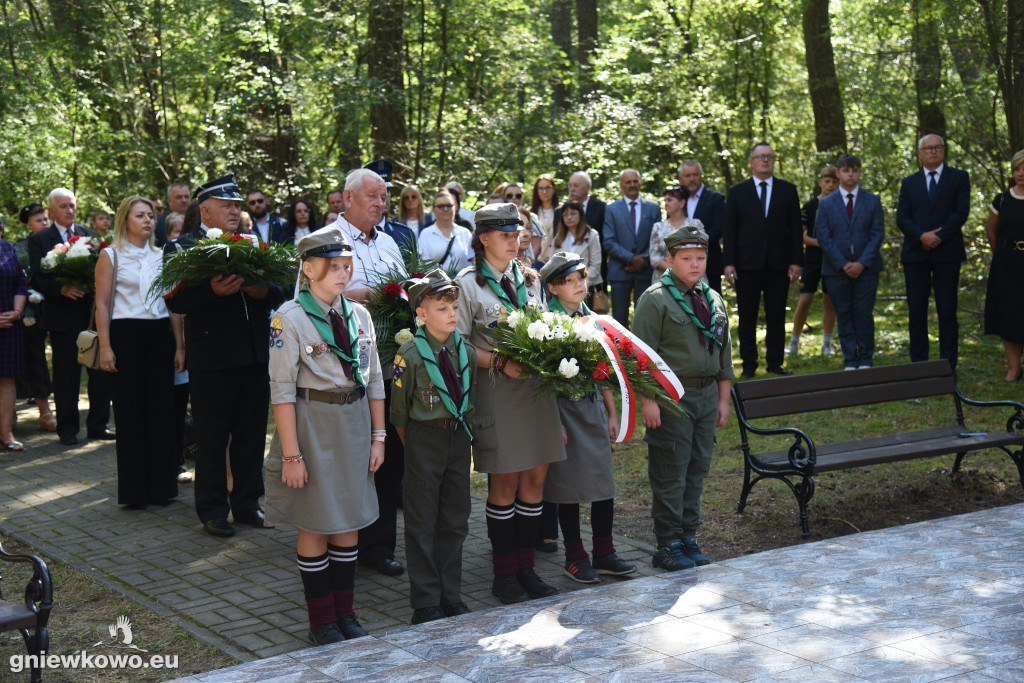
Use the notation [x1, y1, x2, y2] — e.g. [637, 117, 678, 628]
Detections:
[39, 235, 107, 293]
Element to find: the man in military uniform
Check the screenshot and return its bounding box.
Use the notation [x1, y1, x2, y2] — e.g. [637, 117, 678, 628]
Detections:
[631, 226, 734, 571]
[165, 174, 284, 537]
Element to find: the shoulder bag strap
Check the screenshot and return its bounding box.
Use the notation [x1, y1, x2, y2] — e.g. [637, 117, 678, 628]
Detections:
[439, 234, 457, 266]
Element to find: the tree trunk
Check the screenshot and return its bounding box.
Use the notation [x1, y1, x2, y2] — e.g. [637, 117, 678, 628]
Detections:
[435, 0, 450, 174]
[802, 0, 847, 153]
[552, 0, 573, 108]
[980, 0, 1024, 151]
[576, 0, 597, 97]
[367, 0, 409, 168]
[912, 0, 947, 139]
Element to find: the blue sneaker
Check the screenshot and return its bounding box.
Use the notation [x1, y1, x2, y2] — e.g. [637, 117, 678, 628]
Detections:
[681, 536, 710, 566]
[652, 539, 695, 571]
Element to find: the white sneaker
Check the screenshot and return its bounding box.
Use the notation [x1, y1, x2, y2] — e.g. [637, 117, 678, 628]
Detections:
[785, 341, 799, 355]
[821, 343, 834, 356]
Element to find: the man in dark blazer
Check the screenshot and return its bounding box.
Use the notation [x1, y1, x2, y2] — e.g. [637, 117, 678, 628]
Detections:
[559, 171, 607, 271]
[603, 169, 662, 327]
[165, 174, 284, 538]
[245, 190, 289, 245]
[154, 183, 191, 247]
[816, 155, 885, 370]
[28, 188, 113, 445]
[723, 142, 803, 378]
[896, 134, 970, 369]
[679, 160, 726, 293]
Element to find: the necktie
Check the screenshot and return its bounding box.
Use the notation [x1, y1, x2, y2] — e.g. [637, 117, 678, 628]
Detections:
[629, 201, 637, 233]
[328, 308, 356, 383]
[500, 275, 519, 308]
[928, 171, 938, 201]
[689, 289, 712, 349]
[437, 346, 463, 408]
[759, 181, 768, 217]
[846, 193, 854, 219]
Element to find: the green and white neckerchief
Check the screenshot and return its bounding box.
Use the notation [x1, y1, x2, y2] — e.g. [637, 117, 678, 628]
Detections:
[296, 286, 366, 388]
[413, 326, 474, 438]
[547, 296, 591, 317]
[483, 260, 528, 312]
[659, 271, 723, 349]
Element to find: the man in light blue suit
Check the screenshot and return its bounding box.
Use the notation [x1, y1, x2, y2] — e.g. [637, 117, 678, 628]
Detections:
[816, 154, 885, 370]
[603, 169, 662, 327]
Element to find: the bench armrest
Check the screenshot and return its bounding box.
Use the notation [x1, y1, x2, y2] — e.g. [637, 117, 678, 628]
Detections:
[734, 401, 817, 469]
[0, 543, 53, 624]
[957, 391, 1024, 434]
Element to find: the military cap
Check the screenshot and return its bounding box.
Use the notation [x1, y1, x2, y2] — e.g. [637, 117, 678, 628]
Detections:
[297, 226, 354, 259]
[540, 251, 587, 283]
[406, 268, 460, 309]
[364, 159, 394, 187]
[19, 203, 44, 224]
[665, 225, 710, 251]
[474, 202, 523, 232]
[193, 174, 244, 203]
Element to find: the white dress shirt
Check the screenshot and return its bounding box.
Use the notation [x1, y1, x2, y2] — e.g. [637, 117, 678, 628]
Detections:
[331, 215, 406, 293]
[752, 176, 774, 217]
[417, 224, 474, 272]
[686, 185, 704, 219]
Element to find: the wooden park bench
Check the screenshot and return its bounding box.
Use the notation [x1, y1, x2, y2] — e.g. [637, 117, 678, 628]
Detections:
[731, 360, 1024, 537]
[0, 540, 53, 683]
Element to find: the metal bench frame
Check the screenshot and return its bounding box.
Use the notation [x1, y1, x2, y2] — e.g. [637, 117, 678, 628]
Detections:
[0, 541, 53, 683]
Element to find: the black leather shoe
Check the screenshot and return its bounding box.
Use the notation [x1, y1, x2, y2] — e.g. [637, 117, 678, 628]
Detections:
[309, 622, 345, 645]
[516, 568, 558, 598]
[234, 509, 274, 528]
[740, 369, 756, 379]
[363, 555, 404, 577]
[767, 366, 794, 376]
[411, 606, 446, 624]
[492, 574, 530, 604]
[442, 601, 472, 617]
[337, 614, 367, 639]
[87, 429, 117, 440]
[203, 517, 235, 537]
[58, 434, 79, 445]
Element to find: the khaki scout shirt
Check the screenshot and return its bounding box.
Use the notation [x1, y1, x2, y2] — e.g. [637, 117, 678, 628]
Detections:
[456, 260, 544, 353]
[631, 272, 735, 382]
[389, 330, 478, 427]
[269, 293, 386, 404]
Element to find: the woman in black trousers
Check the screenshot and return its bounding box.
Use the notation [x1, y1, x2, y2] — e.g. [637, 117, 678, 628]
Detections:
[95, 196, 184, 509]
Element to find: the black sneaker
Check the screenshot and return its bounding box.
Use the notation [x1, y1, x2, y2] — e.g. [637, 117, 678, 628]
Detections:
[309, 622, 345, 645]
[516, 568, 558, 598]
[337, 614, 368, 639]
[442, 601, 472, 617]
[564, 557, 600, 584]
[492, 574, 530, 604]
[593, 552, 638, 576]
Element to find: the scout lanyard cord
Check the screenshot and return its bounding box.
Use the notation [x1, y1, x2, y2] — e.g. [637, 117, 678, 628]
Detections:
[482, 260, 527, 312]
[413, 326, 474, 438]
[296, 286, 366, 388]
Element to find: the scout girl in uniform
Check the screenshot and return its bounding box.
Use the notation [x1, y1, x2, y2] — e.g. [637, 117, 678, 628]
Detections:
[264, 226, 386, 644]
[456, 203, 567, 604]
[631, 226, 734, 571]
[540, 252, 637, 583]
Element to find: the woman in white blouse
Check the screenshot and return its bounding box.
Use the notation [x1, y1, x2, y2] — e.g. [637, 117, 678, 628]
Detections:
[530, 174, 559, 259]
[398, 185, 426, 234]
[549, 201, 603, 305]
[95, 196, 185, 510]
[417, 189, 474, 272]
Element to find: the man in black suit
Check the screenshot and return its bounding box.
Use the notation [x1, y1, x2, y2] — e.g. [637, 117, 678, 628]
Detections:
[154, 183, 192, 247]
[28, 188, 114, 445]
[556, 171, 607, 305]
[679, 160, 726, 294]
[723, 142, 803, 378]
[165, 174, 283, 538]
[896, 134, 971, 369]
[245, 190, 288, 245]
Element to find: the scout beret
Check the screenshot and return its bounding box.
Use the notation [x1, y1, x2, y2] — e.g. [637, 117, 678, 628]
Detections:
[364, 159, 394, 187]
[193, 174, 244, 203]
[474, 202, 523, 232]
[665, 225, 710, 251]
[19, 203, 44, 224]
[406, 268, 460, 309]
[297, 226, 354, 259]
[539, 251, 587, 283]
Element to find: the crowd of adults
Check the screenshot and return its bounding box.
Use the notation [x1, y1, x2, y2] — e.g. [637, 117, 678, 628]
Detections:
[0, 137, 1021, 533]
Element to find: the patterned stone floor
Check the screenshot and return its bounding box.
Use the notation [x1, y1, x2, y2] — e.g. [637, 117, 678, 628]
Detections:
[165, 504, 1024, 682]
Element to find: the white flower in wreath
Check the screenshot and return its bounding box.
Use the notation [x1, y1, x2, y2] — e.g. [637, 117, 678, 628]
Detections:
[542, 311, 555, 325]
[42, 253, 58, 269]
[527, 320, 550, 340]
[551, 324, 568, 339]
[506, 310, 523, 327]
[67, 243, 91, 258]
[394, 328, 414, 345]
[206, 228, 223, 239]
[573, 320, 598, 342]
[558, 357, 580, 378]
[28, 290, 43, 304]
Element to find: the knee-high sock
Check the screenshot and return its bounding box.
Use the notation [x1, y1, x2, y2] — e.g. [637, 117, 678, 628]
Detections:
[486, 501, 516, 576]
[514, 499, 543, 570]
[297, 552, 334, 627]
[327, 544, 357, 617]
[557, 503, 588, 561]
[591, 498, 616, 558]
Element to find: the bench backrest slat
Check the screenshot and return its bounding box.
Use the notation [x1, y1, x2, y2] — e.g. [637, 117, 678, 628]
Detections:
[739, 376, 957, 420]
[734, 360, 953, 402]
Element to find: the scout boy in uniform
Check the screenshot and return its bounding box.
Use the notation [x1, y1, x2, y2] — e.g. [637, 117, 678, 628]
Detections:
[391, 269, 477, 624]
[631, 226, 734, 571]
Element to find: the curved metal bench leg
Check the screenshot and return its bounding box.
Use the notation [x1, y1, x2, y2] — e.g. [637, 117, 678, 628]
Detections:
[951, 451, 966, 475]
[794, 476, 815, 538]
